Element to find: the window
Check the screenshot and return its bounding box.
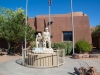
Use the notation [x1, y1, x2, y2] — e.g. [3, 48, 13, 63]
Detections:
[63, 31, 72, 41]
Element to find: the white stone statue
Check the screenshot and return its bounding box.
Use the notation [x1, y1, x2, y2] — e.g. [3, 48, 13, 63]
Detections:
[42, 27, 51, 48]
[36, 33, 42, 48]
[33, 28, 53, 53]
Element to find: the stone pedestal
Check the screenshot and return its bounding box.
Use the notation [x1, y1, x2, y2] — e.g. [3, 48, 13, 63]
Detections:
[32, 48, 53, 53]
[27, 52, 57, 67]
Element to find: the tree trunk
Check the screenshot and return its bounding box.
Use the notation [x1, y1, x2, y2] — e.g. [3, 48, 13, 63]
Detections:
[22, 41, 23, 50]
[14, 42, 22, 53]
[8, 42, 10, 49]
[7, 42, 11, 54]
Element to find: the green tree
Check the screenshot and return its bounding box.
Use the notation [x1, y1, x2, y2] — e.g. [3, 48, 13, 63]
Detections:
[92, 24, 100, 38]
[0, 7, 35, 53]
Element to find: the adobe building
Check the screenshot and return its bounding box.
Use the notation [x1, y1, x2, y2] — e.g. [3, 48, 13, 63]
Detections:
[0, 12, 92, 50]
[28, 12, 92, 44]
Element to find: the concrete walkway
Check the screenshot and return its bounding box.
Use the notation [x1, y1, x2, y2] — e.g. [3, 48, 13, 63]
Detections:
[0, 57, 100, 75]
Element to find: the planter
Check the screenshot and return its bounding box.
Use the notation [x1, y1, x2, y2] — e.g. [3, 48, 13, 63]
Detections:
[89, 54, 100, 58]
[83, 53, 89, 58]
[72, 54, 83, 59]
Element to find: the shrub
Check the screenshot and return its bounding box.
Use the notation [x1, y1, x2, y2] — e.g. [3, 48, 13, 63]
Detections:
[54, 42, 67, 49]
[51, 41, 73, 55]
[30, 44, 36, 50]
[52, 42, 67, 55]
[66, 41, 73, 55]
[75, 40, 92, 53]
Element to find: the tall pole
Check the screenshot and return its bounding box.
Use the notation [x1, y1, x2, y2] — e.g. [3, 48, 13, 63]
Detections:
[25, 0, 28, 57]
[71, 0, 74, 54]
[48, 0, 52, 40]
[49, 4, 51, 35]
[22, 0, 28, 66]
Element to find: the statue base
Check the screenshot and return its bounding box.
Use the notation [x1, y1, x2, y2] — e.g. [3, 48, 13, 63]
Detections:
[32, 48, 53, 53]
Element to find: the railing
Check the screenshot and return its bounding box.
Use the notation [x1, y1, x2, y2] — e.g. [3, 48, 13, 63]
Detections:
[22, 49, 65, 68]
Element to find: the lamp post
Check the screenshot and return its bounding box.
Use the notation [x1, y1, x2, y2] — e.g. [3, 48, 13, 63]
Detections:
[71, 0, 74, 54]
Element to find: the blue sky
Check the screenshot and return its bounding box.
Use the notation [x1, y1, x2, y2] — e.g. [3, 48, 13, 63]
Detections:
[0, 0, 100, 26]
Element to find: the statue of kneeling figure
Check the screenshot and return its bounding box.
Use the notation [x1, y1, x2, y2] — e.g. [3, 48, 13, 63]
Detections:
[36, 33, 43, 48]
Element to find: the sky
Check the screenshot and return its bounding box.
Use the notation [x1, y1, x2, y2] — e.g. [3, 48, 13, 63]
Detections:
[0, 0, 100, 26]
